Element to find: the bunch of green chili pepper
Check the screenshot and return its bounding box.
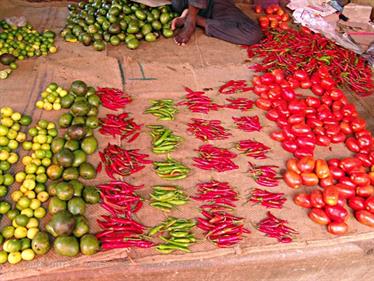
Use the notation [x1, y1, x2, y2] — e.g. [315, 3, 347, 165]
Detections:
[153, 156, 190, 180]
[148, 217, 196, 253]
[148, 125, 183, 154]
[150, 185, 189, 212]
[144, 99, 178, 120]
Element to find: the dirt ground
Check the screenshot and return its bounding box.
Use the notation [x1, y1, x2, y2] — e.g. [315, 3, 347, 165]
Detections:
[1, 1, 374, 281]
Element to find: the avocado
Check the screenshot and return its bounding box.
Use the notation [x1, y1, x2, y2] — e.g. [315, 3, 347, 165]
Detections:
[67, 124, 87, 141]
[70, 80, 88, 96]
[0, 54, 16, 66]
[46, 210, 76, 237]
[31, 232, 50, 255]
[71, 101, 91, 117]
[54, 236, 79, 257]
[55, 148, 75, 168]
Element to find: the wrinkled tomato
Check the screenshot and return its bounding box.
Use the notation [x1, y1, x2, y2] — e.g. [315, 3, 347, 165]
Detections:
[364, 196, 374, 213]
[283, 170, 302, 188]
[319, 175, 335, 188]
[355, 210, 374, 227]
[325, 205, 349, 223]
[310, 189, 325, 208]
[327, 222, 348, 235]
[297, 156, 315, 173]
[315, 159, 330, 179]
[348, 196, 365, 211]
[323, 186, 339, 206]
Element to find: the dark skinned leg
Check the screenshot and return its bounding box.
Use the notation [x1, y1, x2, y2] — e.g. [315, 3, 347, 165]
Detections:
[174, 5, 199, 45]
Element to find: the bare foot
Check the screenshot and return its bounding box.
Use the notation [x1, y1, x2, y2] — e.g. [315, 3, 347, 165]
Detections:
[174, 16, 196, 46]
[171, 9, 189, 31]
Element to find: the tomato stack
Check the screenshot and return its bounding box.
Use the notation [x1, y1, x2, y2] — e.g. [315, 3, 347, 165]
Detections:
[254, 4, 290, 30]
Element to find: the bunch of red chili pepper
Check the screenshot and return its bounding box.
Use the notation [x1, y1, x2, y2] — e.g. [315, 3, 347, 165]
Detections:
[253, 68, 374, 164]
[244, 28, 373, 96]
[235, 139, 271, 159]
[97, 87, 132, 111]
[247, 162, 280, 187]
[99, 112, 142, 142]
[193, 144, 239, 172]
[193, 180, 250, 247]
[291, 156, 374, 235]
[218, 80, 253, 94]
[177, 87, 221, 113]
[187, 118, 231, 141]
[256, 212, 298, 243]
[99, 143, 152, 179]
[232, 116, 262, 132]
[248, 188, 286, 209]
[224, 97, 254, 111]
[96, 181, 154, 249]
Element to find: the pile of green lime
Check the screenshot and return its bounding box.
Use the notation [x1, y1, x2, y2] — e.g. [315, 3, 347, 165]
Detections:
[0, 21, 57, 79]
[35, 83, 69, 111]
[0, 107, 32, 200]
[61, 0, 178, 50]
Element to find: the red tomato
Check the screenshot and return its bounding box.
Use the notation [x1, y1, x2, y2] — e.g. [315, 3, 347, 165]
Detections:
[255, 98, 272, 110]
[328, 166, 345, 180]
[355, 210, 374, 227]
[294, 70, 308, 81]
[270, 130, 285, 142]
[356, 153, 373, 168]
[342, 104, 356, 117]
[327, 159, 340, 167]
[321, 95, 333, 106]
[320, 77, 335, 90]
[307, 118, 324, 128]
[316, 135, 331, 146]
[305, 96, 321, 108]
[287, 114, 304, 125]
[294, 148, 314, 159]
[340, 157, 362, 173]
[348, 196, 365, 211]
[356, 185, 374, 198]
[309, 208, 330, 225]
[282, 125, 296, 138]
[271, 69, 284, 83]
[350, 173, 370, 187]
[300, 80, 312, 89]
[281, 87, 296, 101]
[287, 77, 300, 89]
[323, 186, 339, 206]
[265, 6, 274, 14]
[252, 76, 262, 86]
[291, 124, 312, 136]
[355, 129, 372, 139]
[260, 73, 276, 85]
[296, 137, 316, 150]
[281, 139, 298, 153]
[340, 122, 353, 135]
[325, 205, 349, 223]
[301, 172, 319, 186]
[293, 193, 312, 208]
[278, 21, 289, 30]
[345, 137, 360, 153]
[259, 17, 269, 28]
[339, 177, 356, 188]
[281, 13, 289, 22]
[287, 158, 301, 174]
[284, 170, 302, 188]
[255, 5, 262, 13]
[314, 159, 329, 179]
[254, 84, 270, 95]
[265, 109, 280, 121]
[311, 84, 325, 96]
[350, 118, 366, 132]
[288, 100, 306, 114]
[324, 124, 340, 136]
[328, 88, 344, 100]
[327, 222, 348, 235]
[357, 135, 372, 149]
[369, 171, 374, 185]
[335, 183, 355, 199]
[310, 190, 325, 208]
[297, 156, 315, 173]
[277, 8, 285, 16]
[319, 176, 335, 188]
[364, 196, 374, 213]
[270, 19, 278, 28]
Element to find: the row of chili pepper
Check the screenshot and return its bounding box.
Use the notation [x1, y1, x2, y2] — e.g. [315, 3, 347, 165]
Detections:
[248, 188, 286, 209]
[153, 156, 190, 180]
[148, 217, 196, 253]
[99, 112, 142, 142]
[232, 116, 262, 132]
[187, 118, 231, 141]
[244, 28, 373, 96]
[96, 181, 154, 249]
[148, 125, 183, 154]
[177, 87, 221, 114]
[235, 139, 271, 159]
[256, 212, 298, 243]
[193, 144, 239, 172]
[193, 180, 250, 247]
[247, 162, 280, 187]
[97, 87, 132, 111]
[99, 143, 152, 179]
[144, 99, 178, 121]
[149, 185, 188, 212]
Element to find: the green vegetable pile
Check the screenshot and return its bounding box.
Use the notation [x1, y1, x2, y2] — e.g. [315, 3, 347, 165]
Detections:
[61, 0, 178, 50]
[0, 21, 56, 79]
[148, 125, 183, 154]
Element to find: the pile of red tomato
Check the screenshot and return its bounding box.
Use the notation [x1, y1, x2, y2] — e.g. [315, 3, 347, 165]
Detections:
[253, 66, 374, 166]
[252, 67, 374, 235]
[254, 4, 290, 30]
[286, 156, 374, 234]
